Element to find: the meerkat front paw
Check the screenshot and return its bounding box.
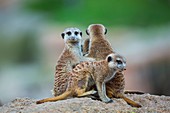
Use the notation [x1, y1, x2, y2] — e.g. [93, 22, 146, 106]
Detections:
[103, 98, 113, 103]
[107, 99, 113, 103]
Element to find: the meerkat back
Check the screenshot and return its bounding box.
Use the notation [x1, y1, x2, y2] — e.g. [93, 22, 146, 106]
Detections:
[85, 24, 114, 60]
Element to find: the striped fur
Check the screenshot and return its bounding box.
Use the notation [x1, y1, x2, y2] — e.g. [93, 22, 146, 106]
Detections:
[37, 53, 125, 104]
[53, 28, 94, 96]
[84, 24, 141, 107]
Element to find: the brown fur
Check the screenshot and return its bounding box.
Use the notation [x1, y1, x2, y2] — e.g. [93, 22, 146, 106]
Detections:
[82, 38, 90, 55]
[37, 53, 125, 104]
[85, 25, 113, 60]
[84, 24, 141, 107]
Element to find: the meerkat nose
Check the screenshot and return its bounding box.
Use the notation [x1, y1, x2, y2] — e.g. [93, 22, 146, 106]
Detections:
[70, 37, 74, 39]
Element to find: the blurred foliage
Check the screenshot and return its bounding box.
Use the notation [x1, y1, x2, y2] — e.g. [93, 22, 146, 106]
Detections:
[23, 0, 170, 26]
[0, 32, 38, 66]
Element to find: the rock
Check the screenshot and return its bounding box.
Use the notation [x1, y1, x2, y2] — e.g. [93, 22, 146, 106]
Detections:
[0, 94, 170, 113]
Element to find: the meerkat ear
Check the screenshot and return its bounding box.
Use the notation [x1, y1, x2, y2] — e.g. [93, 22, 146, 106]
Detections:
[104, 28, 107, 35]
[80, 32, 82, 37]
[86, 29, 89, 35]
[61, 33, 65, 39]
[107, 56, 112, 62]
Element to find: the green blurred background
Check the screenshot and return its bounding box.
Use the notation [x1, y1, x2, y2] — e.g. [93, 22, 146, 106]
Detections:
[0, 0, 170, 105]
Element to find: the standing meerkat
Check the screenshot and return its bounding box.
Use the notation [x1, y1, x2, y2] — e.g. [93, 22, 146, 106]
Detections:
[52, 28, 94, 97]
[37, 53, 126, 104]
[84, 24, 141, 107]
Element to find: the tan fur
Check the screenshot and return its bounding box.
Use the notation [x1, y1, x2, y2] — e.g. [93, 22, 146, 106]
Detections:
[84, 24, 141, 107]
[53, 28, 94, 97]
[82, 38, 90, 55]
[37, 53, 126, 104]
[85, 25, 113, 60]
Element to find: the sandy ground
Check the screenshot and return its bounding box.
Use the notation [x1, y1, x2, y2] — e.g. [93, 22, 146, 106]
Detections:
[0, 93, 170, 113]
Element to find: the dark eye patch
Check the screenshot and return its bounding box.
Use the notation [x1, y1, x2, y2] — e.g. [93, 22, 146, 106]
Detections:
[116, 60, 122, 64]
[75, 31, 79, 35]
[66, 31, 71, 36]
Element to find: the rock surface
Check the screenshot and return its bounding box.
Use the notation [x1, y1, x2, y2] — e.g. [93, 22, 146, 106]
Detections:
[0, 94, 170, 113]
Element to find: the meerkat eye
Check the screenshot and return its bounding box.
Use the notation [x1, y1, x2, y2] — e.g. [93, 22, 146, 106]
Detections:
[107, 56, 112, 62]
[74, 31, 79, 35]
[116, 60, 122, 64]
[66, 31, 71, 36]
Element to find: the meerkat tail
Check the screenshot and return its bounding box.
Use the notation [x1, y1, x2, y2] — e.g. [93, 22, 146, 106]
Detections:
[77, 89, 97, 97]
[124, 90, 144, 94]
[36, 91, 72, 104]
[121, 95, 142, 108]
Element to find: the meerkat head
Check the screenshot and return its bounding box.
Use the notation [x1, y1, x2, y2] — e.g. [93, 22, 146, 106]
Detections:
[86, 24, 107, 36]
[106, 53, 126, 72]
[61, 28, 82, 45]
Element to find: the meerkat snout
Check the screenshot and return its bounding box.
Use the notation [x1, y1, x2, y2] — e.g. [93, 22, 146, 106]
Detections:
[69, 36, 76, 41]
[116, 57, 126, 71]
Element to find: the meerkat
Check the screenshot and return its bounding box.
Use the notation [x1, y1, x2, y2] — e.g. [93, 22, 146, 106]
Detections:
[37, 53, 126, 104]
[84, 24, 141, 107]
[52, 28, 94, 97]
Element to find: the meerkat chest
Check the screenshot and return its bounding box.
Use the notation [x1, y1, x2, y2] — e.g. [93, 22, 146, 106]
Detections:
[104, 70, 117, 83]
[69, 54, 81, 68]
[63, 47, 82, 68]
[70, 46, 82, 59]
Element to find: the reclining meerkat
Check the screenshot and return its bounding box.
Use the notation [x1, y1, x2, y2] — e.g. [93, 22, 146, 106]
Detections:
[37, 53, 126, 104]
[52, 28, 94, 97]
[84, 24, 141, 107]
